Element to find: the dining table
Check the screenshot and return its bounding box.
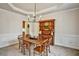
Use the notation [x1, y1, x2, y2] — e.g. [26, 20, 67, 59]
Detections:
[23, 36, 48, 56]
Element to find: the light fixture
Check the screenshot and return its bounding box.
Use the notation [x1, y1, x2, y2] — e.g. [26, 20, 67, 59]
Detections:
[27, 3, 43, 22]
[27, 3, 37, 22]
[22, 28, 25, 32]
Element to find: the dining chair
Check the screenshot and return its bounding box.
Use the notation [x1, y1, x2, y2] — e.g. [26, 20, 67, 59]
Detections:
[18, 35, 31, 55]
[33, 39, 49, 56]
[39, 34, 53, 53]
[18, 35, 22, 49]
[23, 39, 31, 55]
[47, 37, 52, 53]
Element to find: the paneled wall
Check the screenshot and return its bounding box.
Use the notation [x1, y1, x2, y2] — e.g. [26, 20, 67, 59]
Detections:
[0, 7, 79, 50]
[39, 8, 79, 49]
[0, 8, 26, 48]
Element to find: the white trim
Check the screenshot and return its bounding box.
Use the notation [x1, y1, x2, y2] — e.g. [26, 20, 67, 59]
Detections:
[62, 34, 79, 38]
[0, 40, 18, 48]
[55, 33, 79, 50]
[44, 7, 79, 15]
[0, 33, 19, 48]
[37, 5, 57, 14]
[8, 3, 33, 15]
[8, 3, 58, 15]
[55, 43, 79, 50]
[0, 8, 26, 17]
[8, 3, 79, 16]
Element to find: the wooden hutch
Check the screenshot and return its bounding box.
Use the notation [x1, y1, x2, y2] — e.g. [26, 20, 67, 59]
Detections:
[39, 19, 55, 45]
[22, 19, 55, 45]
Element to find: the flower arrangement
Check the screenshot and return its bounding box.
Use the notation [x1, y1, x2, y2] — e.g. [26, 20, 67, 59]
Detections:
[44, 22, 49, 30]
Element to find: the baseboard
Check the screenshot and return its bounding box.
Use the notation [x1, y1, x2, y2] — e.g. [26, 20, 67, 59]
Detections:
[0, 40, 18, 48]
[55, 43, 79, 50]
[0, 33, 19, 48]
[55, 34, 79, 50]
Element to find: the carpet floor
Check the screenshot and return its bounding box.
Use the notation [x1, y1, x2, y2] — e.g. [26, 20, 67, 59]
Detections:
[0, 44, 79, 56]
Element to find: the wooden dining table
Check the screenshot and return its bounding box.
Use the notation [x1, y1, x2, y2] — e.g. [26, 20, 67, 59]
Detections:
[23, 37, 48, 55]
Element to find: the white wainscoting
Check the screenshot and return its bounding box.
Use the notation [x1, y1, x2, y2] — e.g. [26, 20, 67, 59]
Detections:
[0, 33, 79, 50]
[0, 33, 19, 48]
[55, 33, 79, 50]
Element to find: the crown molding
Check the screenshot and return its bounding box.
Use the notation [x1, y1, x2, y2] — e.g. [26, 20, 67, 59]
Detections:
[8, 3, 58, 16]
[8, 3, 33, 15]
[37, 5, 57, 15]
[8, 3, 79, 16]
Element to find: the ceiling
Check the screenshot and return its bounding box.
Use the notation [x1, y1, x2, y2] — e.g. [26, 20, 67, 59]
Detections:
[13, 3, 61, 12]
[0, 3, 79, 16]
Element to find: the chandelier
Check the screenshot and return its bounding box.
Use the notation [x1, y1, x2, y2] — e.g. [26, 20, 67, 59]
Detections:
[27, 3, 42, 22]
[26, 3, 37, 37]
[27, 3, 37, 22]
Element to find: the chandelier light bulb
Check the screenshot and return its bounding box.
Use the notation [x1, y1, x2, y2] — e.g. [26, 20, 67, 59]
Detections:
[27, 15, 30, 18]
[39, 15, 42, 18]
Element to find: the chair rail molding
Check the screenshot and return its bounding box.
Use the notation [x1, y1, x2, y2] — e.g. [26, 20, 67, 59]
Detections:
[55, 33, 79, 50]
[0, 33, 19, 48]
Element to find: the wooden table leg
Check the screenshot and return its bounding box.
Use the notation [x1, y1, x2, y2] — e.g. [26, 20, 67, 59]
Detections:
[28, 44, 31, 56]
[21, 45, 25, 55]
[46, 46, 48, 56]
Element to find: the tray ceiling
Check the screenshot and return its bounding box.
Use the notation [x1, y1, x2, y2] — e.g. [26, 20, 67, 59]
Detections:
[0, 3, 79, 16]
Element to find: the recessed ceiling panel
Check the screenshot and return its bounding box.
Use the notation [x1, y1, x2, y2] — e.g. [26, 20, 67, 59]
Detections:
[0, 3, 79, 16]
[13, 3, 61, 12]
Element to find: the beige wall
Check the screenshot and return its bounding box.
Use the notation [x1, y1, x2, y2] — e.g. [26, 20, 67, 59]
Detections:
[0, 8, 26, 48]
[40, 8, 79, 49]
